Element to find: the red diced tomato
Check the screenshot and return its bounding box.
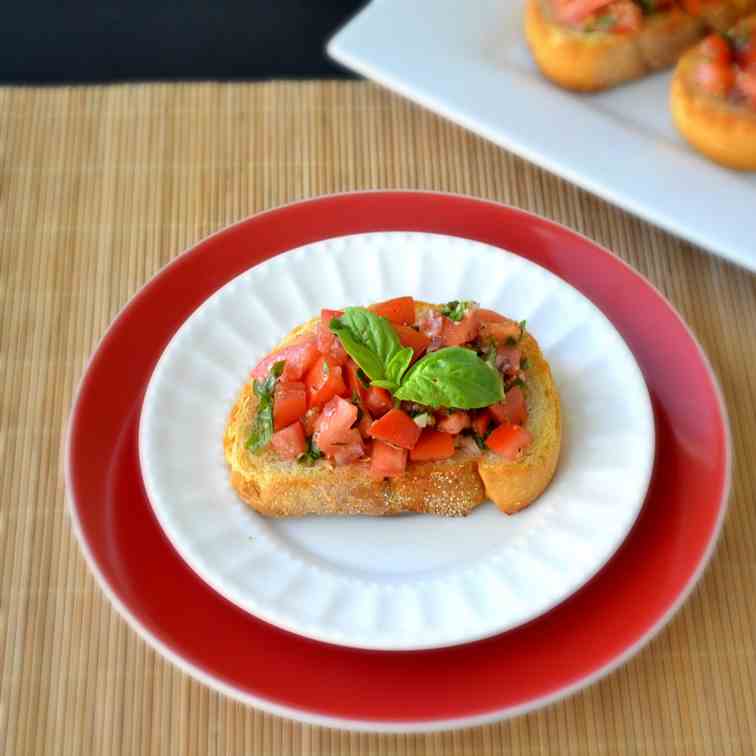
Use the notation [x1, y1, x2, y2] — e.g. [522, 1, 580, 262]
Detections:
[392, 323, 431, 363]
[345, 359, 368, 404]
[313, 396, 360, 457]
[486, 423, 533, 460]
[609, 1, 642, 33]
[369, 297, 416, 325]
[695, 60, 735, 96]
[496, 346, 521, 374]
[734, 32, 756, 67]
[489, 386, 528, 426]
[358, 409, 373, 438]
[554, 0, 614, 24]
[368, 408, 422, 450]
[369, 440, 408, 479]
[251, 335, 319, 381]
[273, 381, 307, 431]
[477, 308, 507, 323]
[270, 421, 307, 460]
[479, 319, 522, 344]
[330, 429, 365, 466]
[441, 312, 479, 346]
[678, 0, 701, 14]
[305, 355, 348, 408]
[435, 411, 471, 434]
[472, 410, 491, 437]
[700, 34, 733, 65]
[409, 429, 455, 462]
[316, 309, 348, 366]
[365, 386, 393, 417]
[736, 66, 756, 107]
[302, 407, 321, 436]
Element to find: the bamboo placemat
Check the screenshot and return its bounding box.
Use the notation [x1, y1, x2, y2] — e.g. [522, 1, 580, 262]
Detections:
[1, 81, 755, 756]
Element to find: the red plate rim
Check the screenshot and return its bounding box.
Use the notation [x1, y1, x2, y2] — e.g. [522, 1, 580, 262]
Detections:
[65, 191, 731, 732]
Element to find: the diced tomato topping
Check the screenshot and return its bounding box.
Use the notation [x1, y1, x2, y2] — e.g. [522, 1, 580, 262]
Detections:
[331, 429, 366, 466]
[409, 429, 456, 462]
[608, 1, 642, 34]
[302, 407, 321, 436]
[695, 60, 735, 96]
[553, 0, 613, 25]
[270, 421, 307, 460]
[358, 409, 373, 438]
[316, 309, 348, 366]
[496, 346, 522, 375]
[368, 408, 422, 449]
[479, 319, 522, 344]
[734, 32, 756, 68]
[251, 335, 319, 381]
[441, 312, 479, 346]
[435, 411, 471, 434]
[305, 355, 348, 408]
[486, 423, 533, 460]
[313, 396, 361, 459]
[489, 386, 528, 426]
[417, 309, 445, 346]
[368, 297, 416, 325]
[273, 381, 307, 431]
[344, 359, 368, 403]
[736, 66, 756, 108]
[700, 34, 733, 65]
[369, 440, 408, 479]
[472, 410, 491, 437]
[365, 386, 393, 417]
[392, 323, 431, 363]
[477, 308, 507, 323]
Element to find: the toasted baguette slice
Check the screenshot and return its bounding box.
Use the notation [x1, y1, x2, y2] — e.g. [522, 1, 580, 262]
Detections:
[224, 302, 561, 517]
[670, 16, 756, 169]
[525, 0, 706, 92]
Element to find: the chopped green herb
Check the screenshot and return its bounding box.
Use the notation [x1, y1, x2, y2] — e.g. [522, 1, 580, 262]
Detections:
[297, 437, 324, 466]
[473, 433, 487, 450]
[440, 300, 474, 322]
[520, 356, 529, 371]
[246, 360, 286, 452]
[322, 359, 330, 377]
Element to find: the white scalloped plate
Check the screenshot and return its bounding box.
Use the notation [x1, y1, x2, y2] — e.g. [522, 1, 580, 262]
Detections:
[139, 231, 655, 651]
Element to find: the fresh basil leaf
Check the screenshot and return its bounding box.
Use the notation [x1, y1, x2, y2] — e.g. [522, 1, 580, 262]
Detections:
[440, 300, 473, 322]
[386, 346, 413, 386]
[297, 437, 323, 466]
[329, 307, 405, 384]
[394, 347, 504, 409]
[371, 379, 398, 391]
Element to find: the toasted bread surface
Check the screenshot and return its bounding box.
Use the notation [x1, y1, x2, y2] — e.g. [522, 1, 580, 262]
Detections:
[691, 0, 756, 32]
[525, 0, 705, 91]
[224, 302, 561, 517]
[670, 26, 756, 169]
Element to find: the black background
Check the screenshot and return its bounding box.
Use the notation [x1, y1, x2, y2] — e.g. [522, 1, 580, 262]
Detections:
[1, 1, 364, 83]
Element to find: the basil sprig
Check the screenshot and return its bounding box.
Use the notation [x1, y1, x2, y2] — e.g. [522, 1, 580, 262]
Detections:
[245, 360, 285, 452]
[394, 347, 504, 409]
[329, 307, 413, 392]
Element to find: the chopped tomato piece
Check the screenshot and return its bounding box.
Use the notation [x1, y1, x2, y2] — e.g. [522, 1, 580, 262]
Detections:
[486, 423, 533, 460]
[678, 0, 701, 15]
[270, 421, 307, 460]
[477, 308, 507, 323]
[736, 67, 756, 108]
[369, 440, 408, 479]
[553, 0, 613, 24]
[313, 396, 360, 458]
[409, 429, 455, 462]
[479, 319, 522, 344]
[392, 323, 431, 363]
[700, 34, 732, 65]
[436, 411, 471, 434]
[316, 309, 348, 365]
[489, 386, 528, 426]
[607, 1, 642, 33]
[358, 409, 373, 438]
[368, 296, 416, 325]
[331, 429, 366, 466]
[695, 60, 734, 96]
[472, 410, 491, 437]
[251, 335, 319, 381]
[345, 359, 368, 403]
[368, 408, 422, 449]
[442, 312, 479, 346]
[365, 386, 393, 417]
[496, 346, 522, 375]
[305, 355, 348, 408]
[273, 381, 307, 431]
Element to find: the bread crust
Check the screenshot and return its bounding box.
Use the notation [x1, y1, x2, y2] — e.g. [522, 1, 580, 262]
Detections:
[524, 0, 705, 92]
[224, 302, 562, 517]
[670, 36, 756, 170]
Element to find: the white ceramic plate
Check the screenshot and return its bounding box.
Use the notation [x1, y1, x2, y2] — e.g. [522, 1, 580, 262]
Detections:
[328, 0, 756, 273]
[139, 231, 655, 651]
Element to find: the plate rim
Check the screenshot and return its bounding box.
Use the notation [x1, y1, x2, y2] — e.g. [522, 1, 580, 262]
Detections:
[64, 190, 732, 732]
[136, 229, 657, 651]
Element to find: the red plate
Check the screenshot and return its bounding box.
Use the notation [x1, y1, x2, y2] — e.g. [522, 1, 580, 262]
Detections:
[66, 192, 730, 731]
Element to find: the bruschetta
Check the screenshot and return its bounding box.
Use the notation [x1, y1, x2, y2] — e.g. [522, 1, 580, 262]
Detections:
[525, 0, 706, 91]
[224, 298, 561, 517]
[670, 15, 756, 169]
